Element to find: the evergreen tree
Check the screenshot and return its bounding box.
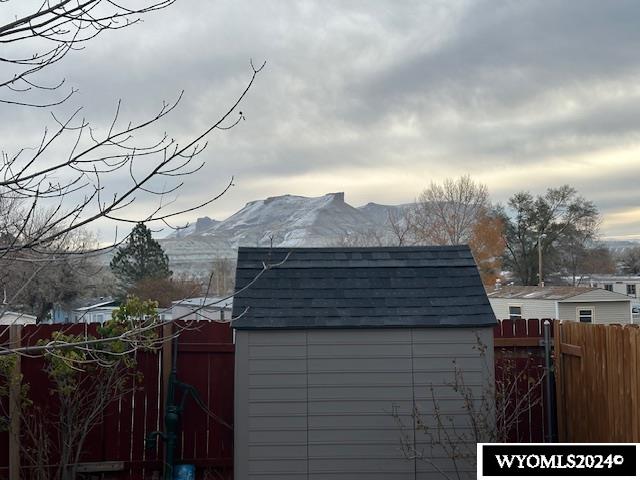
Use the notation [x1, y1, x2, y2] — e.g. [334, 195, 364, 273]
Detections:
[110, 223, 171, 287]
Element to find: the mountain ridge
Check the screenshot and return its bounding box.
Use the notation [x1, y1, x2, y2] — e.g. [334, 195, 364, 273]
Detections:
[158, 192, 409, 276]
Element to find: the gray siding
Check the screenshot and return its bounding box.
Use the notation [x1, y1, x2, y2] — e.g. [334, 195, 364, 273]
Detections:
[235, 328, 493, 480]
[558, 301, 632, 324]
[489, 297, 556, 320]
[307, 329, 413, 480]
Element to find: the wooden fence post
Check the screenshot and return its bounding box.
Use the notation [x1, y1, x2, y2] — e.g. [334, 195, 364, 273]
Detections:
[554, 320, 565, 442]
[162, 322, 173, 404]
[9, 324, 22, 480]
[161, 322, 174, 479]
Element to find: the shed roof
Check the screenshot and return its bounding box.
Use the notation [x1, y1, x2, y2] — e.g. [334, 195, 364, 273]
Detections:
[232, 246, 496, 330]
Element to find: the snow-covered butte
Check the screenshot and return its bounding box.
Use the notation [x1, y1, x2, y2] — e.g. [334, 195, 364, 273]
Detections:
[157, 192, 409, 276]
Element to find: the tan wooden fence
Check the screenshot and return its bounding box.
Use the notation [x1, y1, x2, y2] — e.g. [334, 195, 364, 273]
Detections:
[555, 320, 640, 442]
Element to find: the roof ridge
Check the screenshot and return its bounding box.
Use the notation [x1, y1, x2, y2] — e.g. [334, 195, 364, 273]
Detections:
[237, 245, 471, 252]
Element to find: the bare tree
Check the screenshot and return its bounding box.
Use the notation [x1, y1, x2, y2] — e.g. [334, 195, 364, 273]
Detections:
[409, 176, 505, 284]
[0, 2, 266, 349]
[48, 358, 138, 480]
[0, 297, 157, 480]
[0, 65, 260, 254]
[130, 273, 203, 308]
[0, 207, 101, 321]
[387, 206, 415, 246]
[1, 1, 175, 108]
[411, 175, 489, 246]
[333, 228, 387, 247]
[210, 257, 236, 296]
[394, 337, 545, 480]
[618, 246, 640, 275]
[330, 206, 415, 248]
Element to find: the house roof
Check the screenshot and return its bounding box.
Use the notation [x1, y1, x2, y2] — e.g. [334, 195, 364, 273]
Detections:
[487, 285, 631, 302]
[590, 275, 640, 282]
[61, 296, 118, 311]
[171, 296, 233, 309]
[74, 299, 120, 311]
[231, 246, 496, 330]
[0, 311, 37, 325]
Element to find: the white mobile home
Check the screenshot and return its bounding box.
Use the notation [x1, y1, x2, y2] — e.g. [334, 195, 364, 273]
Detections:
[589, 275, 640, 301]
[0, 311, 37, 325]
[170, 296, 232, 321]
[488, 286, 632, 324]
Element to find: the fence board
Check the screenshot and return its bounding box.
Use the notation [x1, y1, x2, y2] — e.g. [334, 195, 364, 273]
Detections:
[494, 318, 549, 443]
[8, 326, 21, 480]
[0, 328, 9, 471]
[556, 321, 640, 442]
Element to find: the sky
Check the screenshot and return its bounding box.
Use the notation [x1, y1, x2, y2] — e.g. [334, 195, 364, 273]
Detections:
[2, 0, 640, 240]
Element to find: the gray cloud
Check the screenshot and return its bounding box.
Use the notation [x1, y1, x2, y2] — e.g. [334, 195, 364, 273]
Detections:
[1, 0, 640, 239]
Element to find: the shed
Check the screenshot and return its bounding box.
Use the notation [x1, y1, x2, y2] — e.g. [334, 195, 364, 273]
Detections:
[487, 286, 633, 324]
[232, 246, 496, 480]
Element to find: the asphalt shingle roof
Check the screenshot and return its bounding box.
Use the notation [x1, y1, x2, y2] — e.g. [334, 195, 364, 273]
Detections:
[231, 246, 497, 329]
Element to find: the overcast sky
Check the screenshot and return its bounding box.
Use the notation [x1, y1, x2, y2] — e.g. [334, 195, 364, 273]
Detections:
[3, 0, 640, 240]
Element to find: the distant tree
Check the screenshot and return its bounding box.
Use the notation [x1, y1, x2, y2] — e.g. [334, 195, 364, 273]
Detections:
[130, 275, 202, 308]
[578, 246, 616, 281]
[333, 229, 387, 247]
[110, 223, 171, 288]
[210, 258, 236, 296]
[468, 212, 506, 286]
[410, 176, 505, 284]
[326, 176, 505, 285]
[387, 207, 415, 246]
[501, 185, 600, 286]
[552, 213, 616, 285]
[10, 257, 86, 322]
[83, 268, 120, 299]
[411, 175, 489, 245]
[332, 206, 415, 248]
[0, 209, 100, 322]
[619, 246, 640, 275]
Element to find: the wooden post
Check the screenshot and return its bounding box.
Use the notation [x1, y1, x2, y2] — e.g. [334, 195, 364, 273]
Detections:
[161, 322, 174, 480]
[9, 324, 22, 480]
[554, 320, 565, 442]
[543, 320, 553, 442]
[162, 322, 173, 404]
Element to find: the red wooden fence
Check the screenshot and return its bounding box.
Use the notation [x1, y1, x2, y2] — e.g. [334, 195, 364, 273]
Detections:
[0, 320, 234, 480]
[1, 318, 553, 479]
[493, 318, 552, 443]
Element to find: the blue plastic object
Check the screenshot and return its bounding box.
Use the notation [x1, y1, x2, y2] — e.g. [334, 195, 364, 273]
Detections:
[173, 464, 195, 480]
